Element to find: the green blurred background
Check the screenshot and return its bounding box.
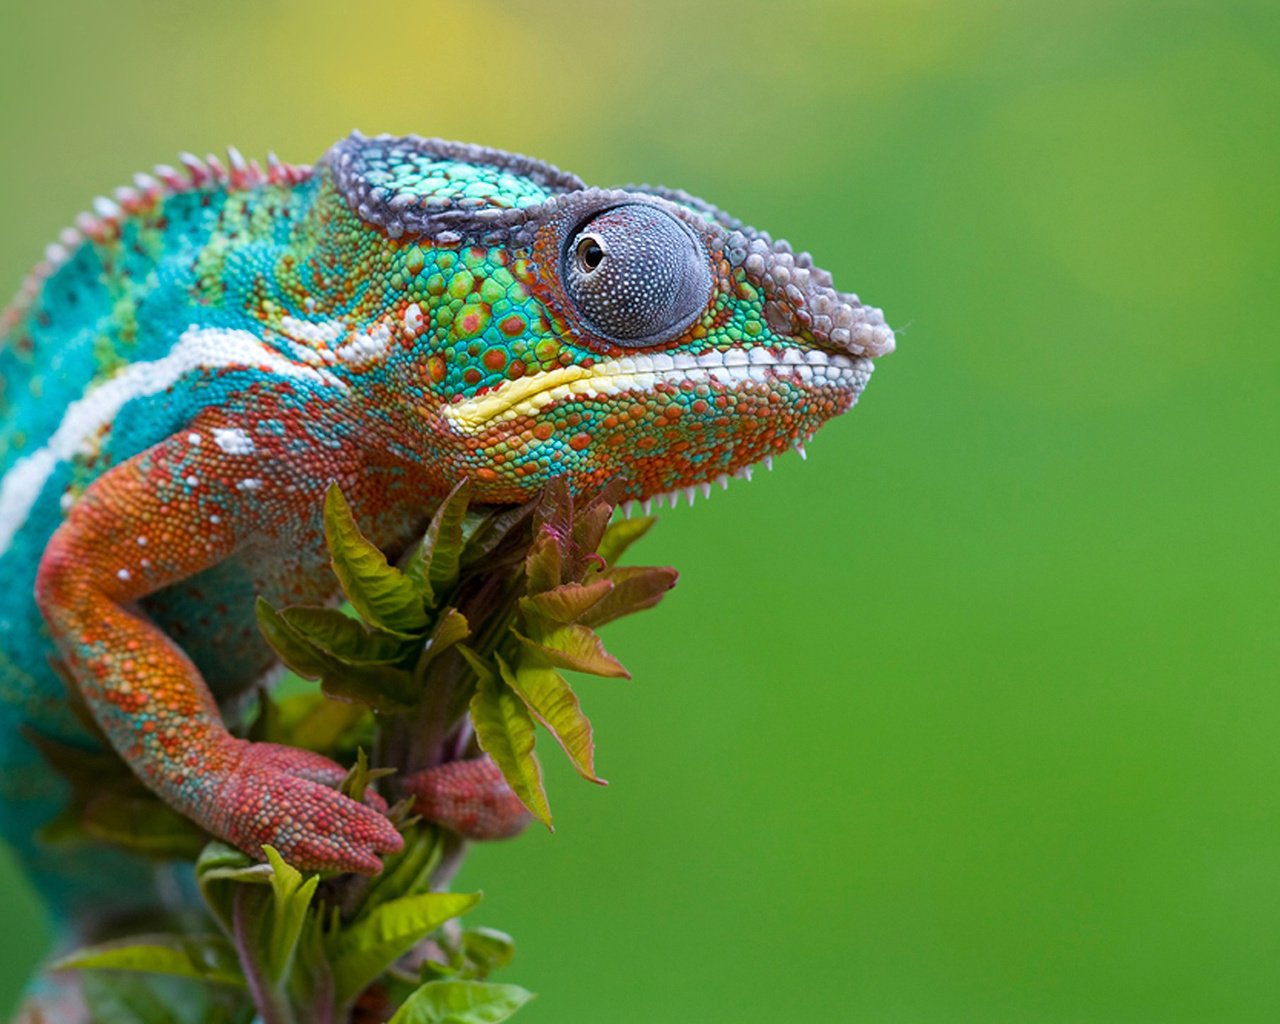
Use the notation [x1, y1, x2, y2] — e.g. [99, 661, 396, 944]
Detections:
[2, 1, 1277, 1020]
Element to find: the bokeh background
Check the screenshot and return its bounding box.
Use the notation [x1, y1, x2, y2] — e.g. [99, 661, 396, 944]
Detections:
[1, 1, 1277, 1020]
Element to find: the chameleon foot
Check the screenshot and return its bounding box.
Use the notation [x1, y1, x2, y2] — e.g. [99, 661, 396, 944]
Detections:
[208, 740, 404, 874]
[403, 756, 531, 841]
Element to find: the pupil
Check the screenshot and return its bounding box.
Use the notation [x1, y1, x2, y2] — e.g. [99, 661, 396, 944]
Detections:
[578, 237, 605, 271]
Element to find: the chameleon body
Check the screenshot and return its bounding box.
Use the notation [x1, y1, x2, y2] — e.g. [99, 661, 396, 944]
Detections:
[0, 134, 893, 933]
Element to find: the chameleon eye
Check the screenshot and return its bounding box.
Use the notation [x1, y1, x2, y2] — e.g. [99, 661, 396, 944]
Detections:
[576, 234, 606, 273]
[562, 203, 711, 346]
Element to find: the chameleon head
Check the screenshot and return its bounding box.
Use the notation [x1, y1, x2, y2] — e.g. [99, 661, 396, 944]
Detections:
[329, 135, 894, 503]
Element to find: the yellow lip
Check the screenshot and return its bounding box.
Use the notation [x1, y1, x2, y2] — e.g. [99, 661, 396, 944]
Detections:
[441, 363, 599, 433]
[438, 349, 871, 434]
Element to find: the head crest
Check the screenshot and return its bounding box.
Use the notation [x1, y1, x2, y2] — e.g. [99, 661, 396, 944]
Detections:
[327, 132, 585, 241]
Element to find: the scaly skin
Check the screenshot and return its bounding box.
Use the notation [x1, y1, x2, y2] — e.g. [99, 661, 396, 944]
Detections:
[0, 133, 893, 912]
[403, 756, 531, 841]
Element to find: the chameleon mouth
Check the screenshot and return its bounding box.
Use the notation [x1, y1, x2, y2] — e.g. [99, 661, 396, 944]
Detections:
[440, 347, 873, 435]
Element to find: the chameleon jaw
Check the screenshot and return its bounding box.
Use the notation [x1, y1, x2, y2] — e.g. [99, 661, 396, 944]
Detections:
[440, 348, 873, 436]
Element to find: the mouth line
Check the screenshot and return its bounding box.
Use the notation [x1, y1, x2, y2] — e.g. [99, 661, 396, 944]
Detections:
[440, 347, 874, 433]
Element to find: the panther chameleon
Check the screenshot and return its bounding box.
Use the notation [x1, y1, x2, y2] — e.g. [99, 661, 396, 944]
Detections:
[0, 133, 894, 940]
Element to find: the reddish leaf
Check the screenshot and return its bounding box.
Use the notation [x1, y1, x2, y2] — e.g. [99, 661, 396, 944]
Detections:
[570, 498, 613, 568]
[531, 477, 572, 539]
[514, 626, 629, 680]
[523, 528, 563, 595]
[579, 566, 678, 628]
[518, 580, 614, 625]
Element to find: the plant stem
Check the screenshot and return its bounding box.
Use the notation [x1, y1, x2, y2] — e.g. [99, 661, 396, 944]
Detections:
[430, 832, 468, 892]
[232, 887, 297, 1024]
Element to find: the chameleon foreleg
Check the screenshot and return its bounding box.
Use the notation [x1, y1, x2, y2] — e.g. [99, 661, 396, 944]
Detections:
[34, 414, 403, 874]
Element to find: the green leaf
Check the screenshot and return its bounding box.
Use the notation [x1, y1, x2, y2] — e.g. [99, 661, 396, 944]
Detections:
[386, 795, 423, 832]
[357, 826, 443, 917]
[578, 565, 678, 628]
[469, 667, 552, 829]
[269, 691, 373, 754]
[595, 515, 656, 567]
[254, 597, 331, 679]
[459, 929, 516, 981]
[498, 651, 604, 785]
[516, 624, 629, 679]
[80, 793, 209, 860]
[518, 579, 613, 624]
[418, 608, 471, 671]
[332, 891, 481, 1004]
[258, 599, 420, 713]
[52, 934, 245, 989]
[416, 479, 472, 602]
[389, 980, 534, 1024]
[78, 970, 252, 1024]
[229, 885, 289, 1024]
[196, 843, 269, 885]
[319, 661, 419, 715]
[325, 484, 429, 635]
[262, 846, 320, 984]
[80, 971, 183, 1024]
[196, 842, 271, 938]
[523, 527, 562, 595]
[457, 645, 497, 683]
[421, 958, 462, 983]
[280, 606, 407, 664]
[290, 908, 338, 1023]
[340, 747, 397, 804]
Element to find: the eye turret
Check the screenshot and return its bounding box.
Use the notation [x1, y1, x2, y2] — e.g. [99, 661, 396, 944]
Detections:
[561, 203, 712, 346]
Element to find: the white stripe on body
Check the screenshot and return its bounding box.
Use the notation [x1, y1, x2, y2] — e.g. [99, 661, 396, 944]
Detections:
[0, 326, 346, 557]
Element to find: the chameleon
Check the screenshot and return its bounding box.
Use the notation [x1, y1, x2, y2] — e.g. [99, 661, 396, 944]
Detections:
[0, 133, 894, 945]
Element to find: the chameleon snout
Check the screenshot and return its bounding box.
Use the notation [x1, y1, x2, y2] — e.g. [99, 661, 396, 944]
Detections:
[727, 229, 895, 362]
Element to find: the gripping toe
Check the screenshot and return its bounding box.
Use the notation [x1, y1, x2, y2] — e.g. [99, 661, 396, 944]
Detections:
[403, 756, 531, 841]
